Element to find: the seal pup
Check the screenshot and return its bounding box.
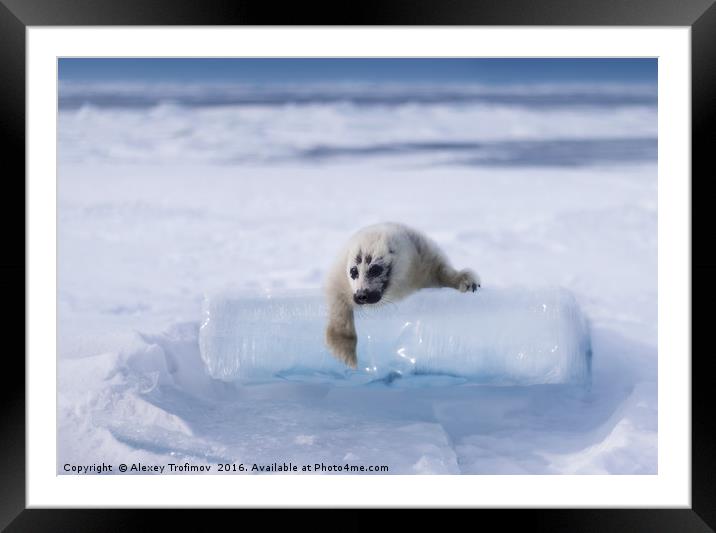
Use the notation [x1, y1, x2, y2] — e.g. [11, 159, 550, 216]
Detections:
[324, 222, 480, 368]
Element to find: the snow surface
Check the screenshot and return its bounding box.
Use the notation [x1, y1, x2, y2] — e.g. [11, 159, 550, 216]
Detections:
[57, 82, 657, 474]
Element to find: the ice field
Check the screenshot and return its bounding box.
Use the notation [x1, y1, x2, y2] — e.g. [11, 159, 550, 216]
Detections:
[57, 80, 658, 474]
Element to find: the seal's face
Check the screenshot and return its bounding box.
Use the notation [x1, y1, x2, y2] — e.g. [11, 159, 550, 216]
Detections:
[347, 250, 393, 305]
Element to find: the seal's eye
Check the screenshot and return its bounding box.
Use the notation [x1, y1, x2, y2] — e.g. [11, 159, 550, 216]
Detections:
[349, 266, 359, 279]
[367, 265, 384, 278]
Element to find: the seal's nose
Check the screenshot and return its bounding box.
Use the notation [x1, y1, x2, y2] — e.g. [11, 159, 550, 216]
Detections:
[353, 290, 369, 305]
[354, 290, 381, 305]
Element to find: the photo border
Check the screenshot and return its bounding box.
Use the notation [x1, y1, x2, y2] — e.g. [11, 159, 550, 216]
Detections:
[3, 0, 714, 528]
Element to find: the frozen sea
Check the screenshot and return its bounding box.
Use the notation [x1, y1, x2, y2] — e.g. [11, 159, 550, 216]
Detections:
[57, 81, 658, 474]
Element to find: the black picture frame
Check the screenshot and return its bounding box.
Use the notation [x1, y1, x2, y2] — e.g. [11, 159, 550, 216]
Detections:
[2, 0, 714, 529]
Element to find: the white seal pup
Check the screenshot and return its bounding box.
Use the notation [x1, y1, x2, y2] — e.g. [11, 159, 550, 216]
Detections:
[324, 222, 481, 368]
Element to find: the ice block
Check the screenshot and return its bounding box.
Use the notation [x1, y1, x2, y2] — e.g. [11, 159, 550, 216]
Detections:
[198, 287, 592, 385]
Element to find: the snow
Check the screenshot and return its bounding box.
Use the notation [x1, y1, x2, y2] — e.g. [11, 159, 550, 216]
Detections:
[57, 82, 657, 474]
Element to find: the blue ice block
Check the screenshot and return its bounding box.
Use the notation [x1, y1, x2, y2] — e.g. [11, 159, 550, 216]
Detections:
[198, 287, 591, 385]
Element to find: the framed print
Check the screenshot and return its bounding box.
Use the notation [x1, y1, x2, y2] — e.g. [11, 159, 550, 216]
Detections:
[3, 0, 714, 529]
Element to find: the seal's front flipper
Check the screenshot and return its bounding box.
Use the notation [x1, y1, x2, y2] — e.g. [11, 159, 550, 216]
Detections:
[325, 326, 357, 368]
[456, 269, 480, 293]
[325, 297, 358, 368]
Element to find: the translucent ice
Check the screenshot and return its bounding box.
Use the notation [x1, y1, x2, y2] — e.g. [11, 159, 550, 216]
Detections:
[199, 287, 592, 385]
